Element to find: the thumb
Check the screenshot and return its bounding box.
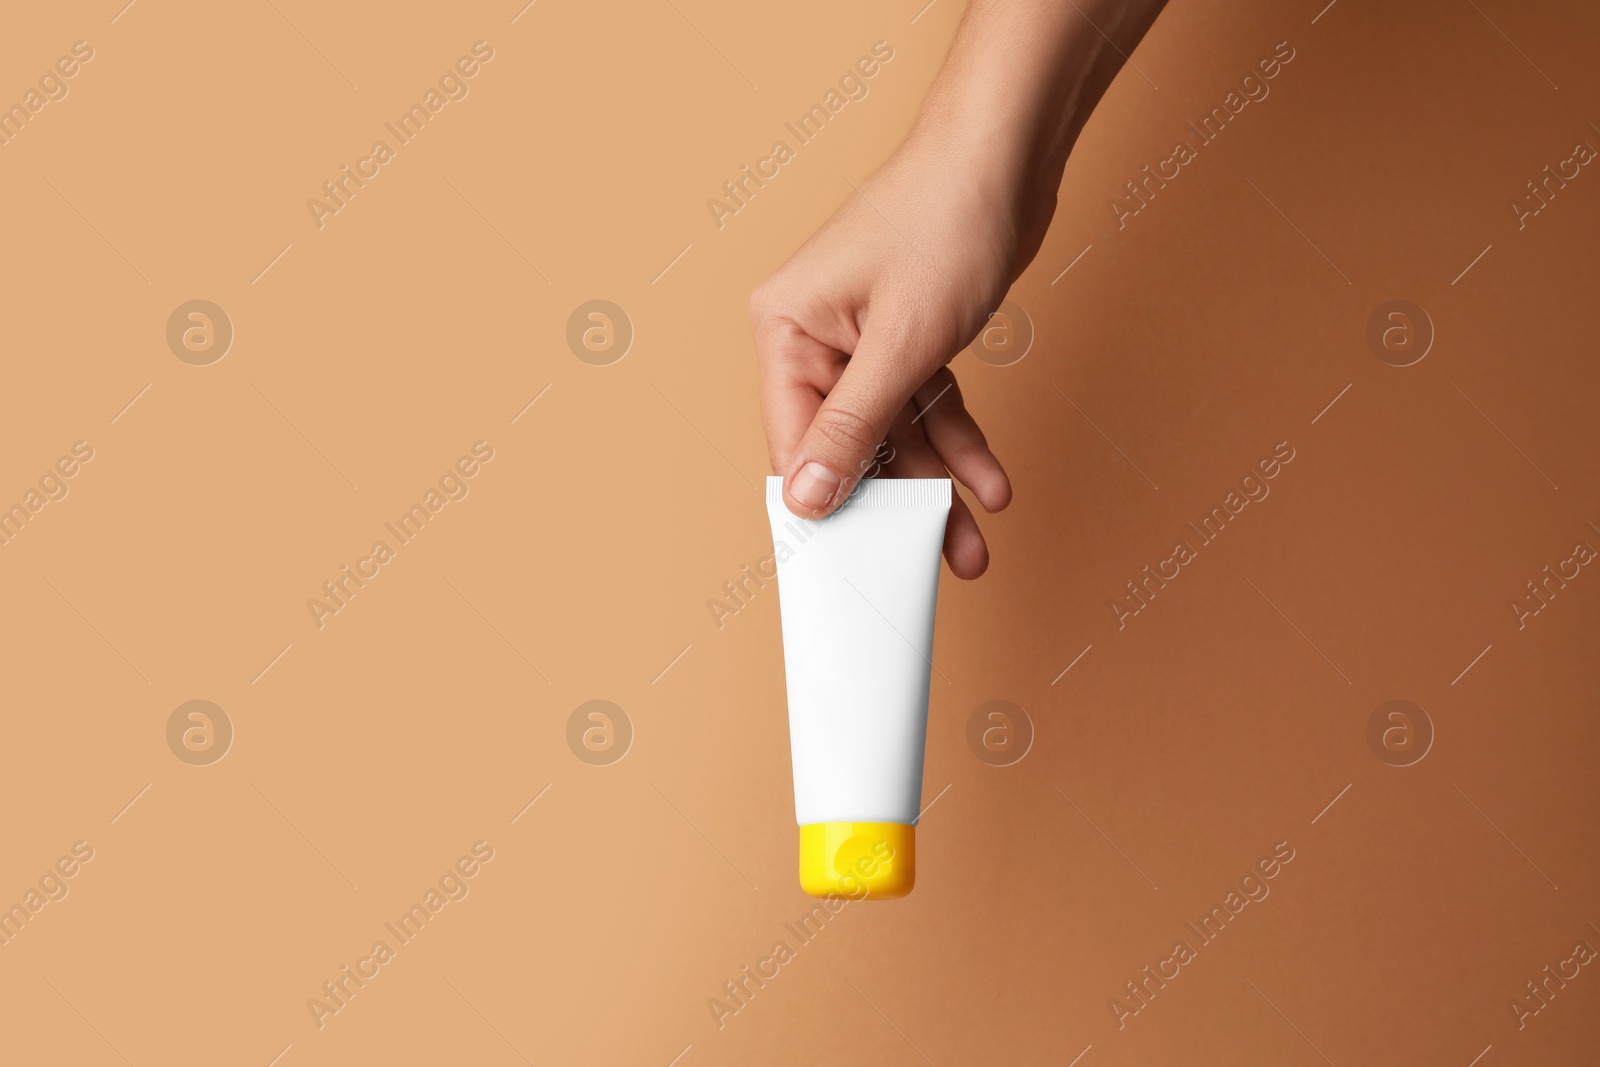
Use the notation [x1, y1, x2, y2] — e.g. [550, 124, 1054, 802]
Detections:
[782, 322, 932, 518]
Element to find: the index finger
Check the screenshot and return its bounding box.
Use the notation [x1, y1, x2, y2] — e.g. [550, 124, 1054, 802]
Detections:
[755, 319, 846, 474]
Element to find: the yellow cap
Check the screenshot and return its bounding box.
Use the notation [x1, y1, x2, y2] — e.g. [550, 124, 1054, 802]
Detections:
[798, 821, 915, 899]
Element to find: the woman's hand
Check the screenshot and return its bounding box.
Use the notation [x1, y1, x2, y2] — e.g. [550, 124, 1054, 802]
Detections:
[751, 0, 1168, 578]
[750, 131, 1024, 578]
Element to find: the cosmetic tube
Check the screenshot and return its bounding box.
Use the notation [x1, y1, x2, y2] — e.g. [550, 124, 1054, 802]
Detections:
[765, 476, 951, 898]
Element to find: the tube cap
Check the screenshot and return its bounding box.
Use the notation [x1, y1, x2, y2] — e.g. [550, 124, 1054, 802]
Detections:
[798, 821, 915, 899]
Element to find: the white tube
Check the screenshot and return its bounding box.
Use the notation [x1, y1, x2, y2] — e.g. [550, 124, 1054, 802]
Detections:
[766, 476, 950, 898]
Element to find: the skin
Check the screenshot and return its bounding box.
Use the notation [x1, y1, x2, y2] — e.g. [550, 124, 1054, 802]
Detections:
[752, 0, 1169, 578]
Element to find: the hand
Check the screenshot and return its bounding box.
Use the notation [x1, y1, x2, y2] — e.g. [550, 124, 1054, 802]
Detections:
[749, 132, 1027, 579]
[749, 0, 1168, 579]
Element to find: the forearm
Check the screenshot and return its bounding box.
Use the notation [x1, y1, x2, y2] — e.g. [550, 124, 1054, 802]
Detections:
[906, 0, 1168, 255]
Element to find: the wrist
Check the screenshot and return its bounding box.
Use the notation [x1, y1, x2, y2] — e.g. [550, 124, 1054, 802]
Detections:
[896, 0, 1169, 266]
[894, 89, 1065, 274]
[899, 18, 1106, 257]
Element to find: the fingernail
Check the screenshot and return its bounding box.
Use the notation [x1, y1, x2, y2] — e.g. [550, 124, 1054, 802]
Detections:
[789, 462, 842, 511]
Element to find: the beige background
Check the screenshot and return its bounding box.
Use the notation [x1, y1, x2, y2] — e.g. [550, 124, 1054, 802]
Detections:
[2, 0, 1598, 1064]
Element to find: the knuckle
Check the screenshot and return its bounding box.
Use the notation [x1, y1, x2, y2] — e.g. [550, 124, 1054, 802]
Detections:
[947, 440, 991, 468]
[748, 284, 806, 360]
[923, 369, 964, 407]
[755, 319, 809, 369]
[749, 280, 797, 332]
[812, 406, 880, 457]
[747, 284, 770, 328]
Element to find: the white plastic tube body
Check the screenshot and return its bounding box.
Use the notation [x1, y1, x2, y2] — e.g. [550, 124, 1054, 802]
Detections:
[765, 477, 951, 826]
